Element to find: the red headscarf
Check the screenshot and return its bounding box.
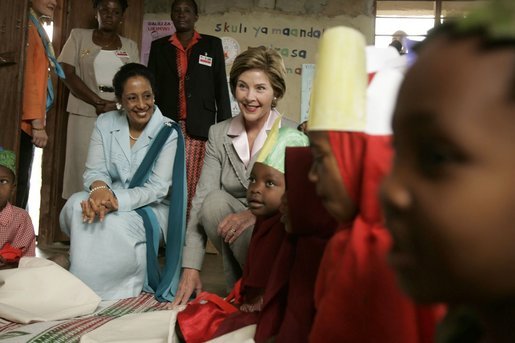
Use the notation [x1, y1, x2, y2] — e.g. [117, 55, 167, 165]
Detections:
[309, 126, 442, 343]
[255, 147, 338, 343]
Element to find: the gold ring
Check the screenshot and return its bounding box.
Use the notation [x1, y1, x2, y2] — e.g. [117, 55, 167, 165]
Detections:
[230, 228, 236, 234]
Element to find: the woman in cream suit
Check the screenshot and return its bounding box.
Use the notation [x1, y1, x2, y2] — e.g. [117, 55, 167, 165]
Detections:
[59, 0, 139, 198]
[172, 47, 297, 306]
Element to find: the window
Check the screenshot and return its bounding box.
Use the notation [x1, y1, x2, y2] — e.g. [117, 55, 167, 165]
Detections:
[375, 1, 487, 51]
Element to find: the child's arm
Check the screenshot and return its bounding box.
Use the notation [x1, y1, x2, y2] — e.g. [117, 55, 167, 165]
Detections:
[239, 295, 264, 313]
[11, 208, 36, 257]
[239, 287, 264, 312]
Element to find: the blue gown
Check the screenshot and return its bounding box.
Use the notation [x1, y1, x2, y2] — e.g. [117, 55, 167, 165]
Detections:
[60, 106, 178, 300]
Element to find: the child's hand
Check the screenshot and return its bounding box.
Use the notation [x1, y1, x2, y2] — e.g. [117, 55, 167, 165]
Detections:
[240, 296, 263, 312]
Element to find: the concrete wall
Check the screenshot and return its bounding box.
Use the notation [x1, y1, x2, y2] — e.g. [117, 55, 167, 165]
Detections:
[145, 0, 375, 17]
[143, 0, 375, 122]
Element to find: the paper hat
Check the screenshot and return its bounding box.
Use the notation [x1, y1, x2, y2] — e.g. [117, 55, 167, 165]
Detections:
[365, 46, 407, 135]
[308, 26, 367, 132]
[0, 147, 16, 177]
[256, 117, 309, 174]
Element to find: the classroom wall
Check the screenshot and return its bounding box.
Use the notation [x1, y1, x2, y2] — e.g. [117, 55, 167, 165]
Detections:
[143, 0, 375, 122]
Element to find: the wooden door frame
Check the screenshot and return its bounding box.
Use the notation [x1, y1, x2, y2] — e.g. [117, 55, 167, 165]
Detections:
[38, 0, 144, 246]
[36, 0, 67, 246]
[0, 0, 28, 153]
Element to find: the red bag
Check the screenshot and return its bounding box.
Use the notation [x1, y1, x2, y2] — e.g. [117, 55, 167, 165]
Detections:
[177, 280, 241, 343]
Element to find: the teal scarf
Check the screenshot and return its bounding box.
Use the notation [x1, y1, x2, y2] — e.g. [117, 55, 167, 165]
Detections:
[129, 121, 186, 302]
[28, 9, 65, 112]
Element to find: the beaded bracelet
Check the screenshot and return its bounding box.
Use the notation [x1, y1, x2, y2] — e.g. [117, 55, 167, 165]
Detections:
[89, 185, 111, 195]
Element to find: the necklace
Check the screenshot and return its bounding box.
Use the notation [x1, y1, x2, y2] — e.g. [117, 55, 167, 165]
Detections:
[94, 30, 119, 49]
[103, 36, 119, 49]
[129, 133, 138, 141]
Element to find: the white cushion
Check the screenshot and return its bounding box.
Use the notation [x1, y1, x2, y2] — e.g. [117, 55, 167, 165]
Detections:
[0, 257, 101, 323]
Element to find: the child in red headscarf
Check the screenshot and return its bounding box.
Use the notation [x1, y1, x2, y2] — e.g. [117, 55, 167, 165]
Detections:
[254, 145, 338, 343]
[238, 127, 309, 314]
[307, 27, 442, 343]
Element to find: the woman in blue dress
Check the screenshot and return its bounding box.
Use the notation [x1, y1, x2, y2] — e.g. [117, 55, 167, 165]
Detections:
[60, 63, 184, 300]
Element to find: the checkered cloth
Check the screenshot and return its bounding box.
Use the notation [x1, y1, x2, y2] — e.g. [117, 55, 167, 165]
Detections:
[0, 203, 35, 258]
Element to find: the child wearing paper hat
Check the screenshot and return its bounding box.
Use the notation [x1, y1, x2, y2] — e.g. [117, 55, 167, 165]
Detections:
[0, 147, 36, 269]
[255, 145, 339, 342]
[239, 124, 309, 312]
[178, 123, 309, 341]
[306, 27, 441, 342]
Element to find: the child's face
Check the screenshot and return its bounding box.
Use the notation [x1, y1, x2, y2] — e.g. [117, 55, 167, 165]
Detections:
[381, 36, 515, 303]
[0, 166, 15, 211]
[308, 131, 355, 223]
[247, 162, 285, 218]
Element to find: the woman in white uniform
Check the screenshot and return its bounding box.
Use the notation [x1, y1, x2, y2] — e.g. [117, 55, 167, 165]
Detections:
[58, 0, 139, 199]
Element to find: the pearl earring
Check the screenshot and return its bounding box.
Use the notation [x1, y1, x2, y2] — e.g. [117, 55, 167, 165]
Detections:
[116, 103, 122, 110]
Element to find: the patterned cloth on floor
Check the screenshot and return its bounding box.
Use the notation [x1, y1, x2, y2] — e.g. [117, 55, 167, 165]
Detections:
[0, 293, 169, 343]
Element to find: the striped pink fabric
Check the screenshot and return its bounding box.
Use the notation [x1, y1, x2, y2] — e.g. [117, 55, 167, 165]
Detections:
[179, 121, 206, 221]
[0, 293, 170, 342]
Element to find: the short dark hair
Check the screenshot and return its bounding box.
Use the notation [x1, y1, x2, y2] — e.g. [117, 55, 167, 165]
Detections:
[171, 0, 198, 16]
[418, 21, 515, 51]
[415, 0, 514, 53]
[92, 0, 128, 13]
[113, 63, 157, 99]
[416, 21, 515, 100]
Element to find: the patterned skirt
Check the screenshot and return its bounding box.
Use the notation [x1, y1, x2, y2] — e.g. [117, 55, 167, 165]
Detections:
[179, 121, 207, 221]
